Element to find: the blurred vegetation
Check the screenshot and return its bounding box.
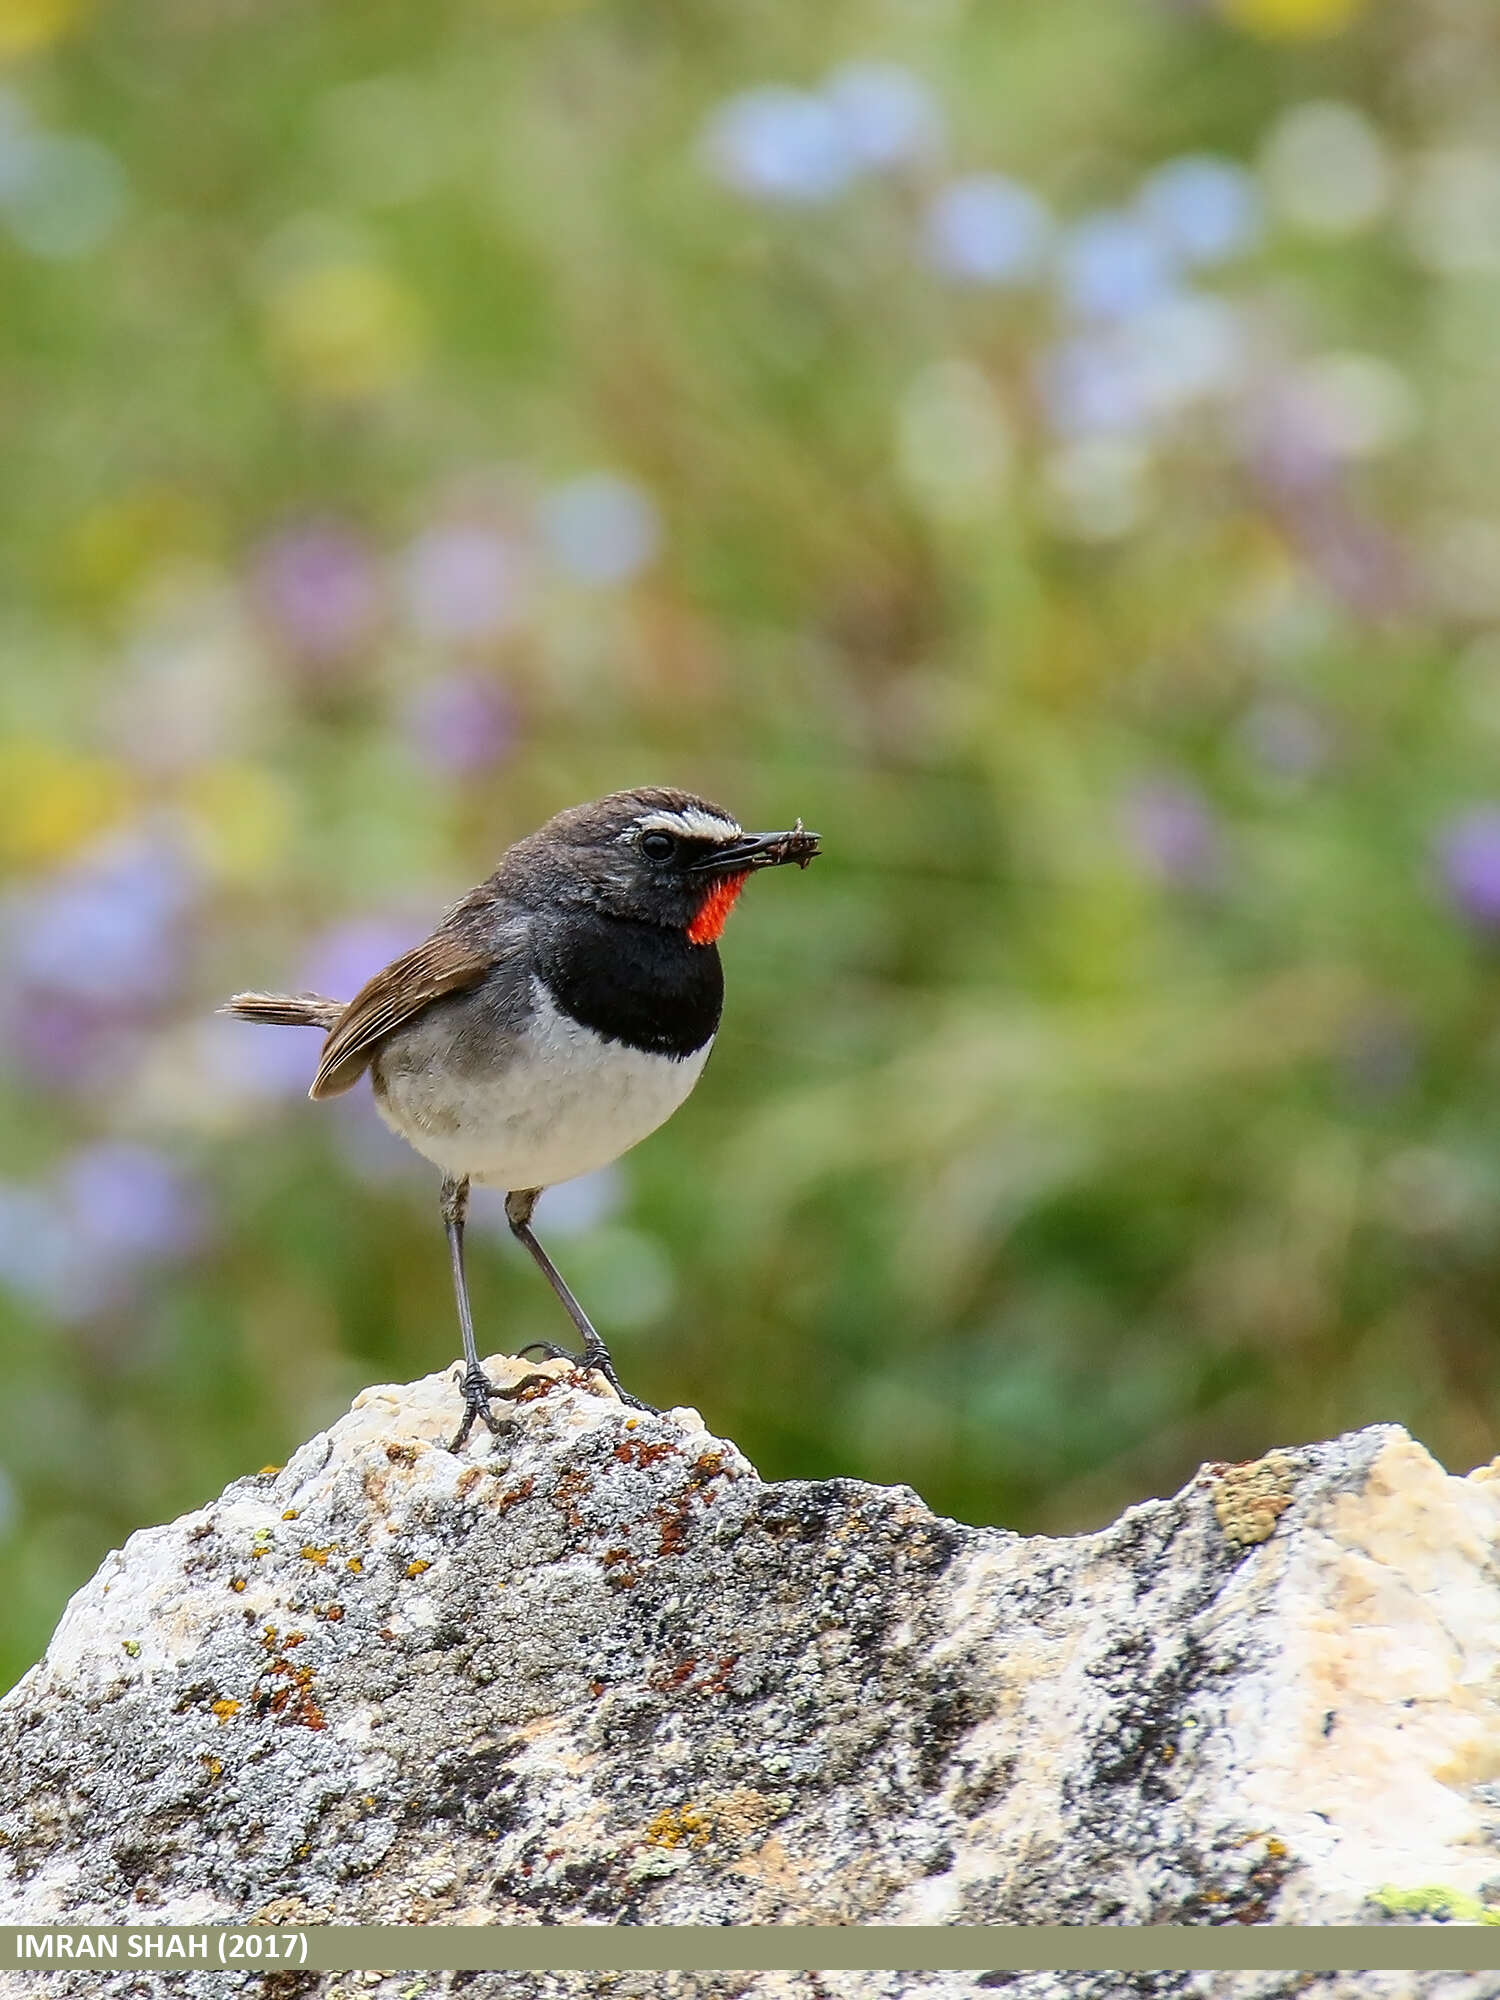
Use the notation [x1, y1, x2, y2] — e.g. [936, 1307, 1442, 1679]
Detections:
[4, 0, 1500, 1690]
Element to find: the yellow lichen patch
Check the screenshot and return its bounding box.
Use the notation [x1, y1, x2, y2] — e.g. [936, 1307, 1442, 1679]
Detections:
[200, 1756, 224, 1781]
[299, 1545, 335, 1566]
[121, 1640, 141, 1659]
[229, 1577, 247, 1594]
[1212, 1453, 1297, 1546]
[282, 1510, 300, 1522]
[645, 1805, 712, 1850]
[405, 1559, 431, 1578]
[345, 1557, 363, 1574]
[1371, 1884, 1500, 1925]
[258, 1465, 282, 1477]
[700, 1788, 789, 1853]
[211, 1699, 241, 1723]
[1265, 1837, 1288, 1860]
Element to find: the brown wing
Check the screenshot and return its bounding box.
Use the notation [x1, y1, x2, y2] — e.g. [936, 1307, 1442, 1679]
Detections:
[309, 925, 495, 1100]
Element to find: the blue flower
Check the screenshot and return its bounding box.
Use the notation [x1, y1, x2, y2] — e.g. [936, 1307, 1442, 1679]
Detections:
[1057, 210, 1178, 320]
[823, 62, 943, 170]
[702, 87, 856, 205]
[540, 473, 661, 586]
[923, 174, 1052, 286]
[1137, 155, 1262, 266]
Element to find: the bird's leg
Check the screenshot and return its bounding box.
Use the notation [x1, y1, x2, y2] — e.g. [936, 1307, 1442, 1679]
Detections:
[506, 1188, 657, 1412]
[442, 1174, 505, 1450]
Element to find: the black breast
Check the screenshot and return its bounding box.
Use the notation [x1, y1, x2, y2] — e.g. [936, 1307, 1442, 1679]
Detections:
[534, 910, 723, 1059]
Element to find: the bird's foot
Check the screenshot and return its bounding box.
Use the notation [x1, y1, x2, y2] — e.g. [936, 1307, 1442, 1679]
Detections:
[513, 1339, 657, 1414]
[447, 1364, 508, 1452]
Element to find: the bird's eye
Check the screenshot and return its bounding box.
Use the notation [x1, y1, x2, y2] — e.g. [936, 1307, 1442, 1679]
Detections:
[640, 831, 675, 861]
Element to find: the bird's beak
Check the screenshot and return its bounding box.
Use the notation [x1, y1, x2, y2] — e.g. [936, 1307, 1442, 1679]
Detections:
[689, 822, 821, 873]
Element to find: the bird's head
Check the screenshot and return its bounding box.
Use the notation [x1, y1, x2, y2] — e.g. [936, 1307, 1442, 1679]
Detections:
[505, 787, 819, 939]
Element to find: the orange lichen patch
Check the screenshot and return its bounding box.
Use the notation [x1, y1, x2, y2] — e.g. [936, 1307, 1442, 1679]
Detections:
[614, 1437, 678, 1470]
[645, 1805, 712, 1850]
[686, 871, 748, 946]
[299, 1545, 334, 1566]
[405, 1559, 431, 1578]
[495, 1477, 536, 1515]
[255, 1635, 325, 1731]
[211, 1699, 241, 1723]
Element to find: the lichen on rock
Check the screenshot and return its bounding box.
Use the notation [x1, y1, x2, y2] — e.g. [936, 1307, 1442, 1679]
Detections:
[4, 1358, 1500, 1992]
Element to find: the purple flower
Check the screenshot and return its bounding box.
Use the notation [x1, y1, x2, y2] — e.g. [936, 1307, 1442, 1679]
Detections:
[1122, 778, 1225, 889]
[701, 87, 856, 205]
[200, 1013, 320, 1099]
[402, 522, 529, 642]
[2, 992, 134, 1093]
[1037, 335, 1152, 438]
[61, 1143, 207, 1262]
[402, 671, 517, 777]
[1438, 809, 1500, 931]
[0, 1146, 206, 1324]
[923, 175, 1052, 286]
[299, 919, 423, 1006]
[1057, 211, 1178, 321]
[9, 829, 197, 1008]
[252, 520, 381, 664]
[539, 474, 661, 587]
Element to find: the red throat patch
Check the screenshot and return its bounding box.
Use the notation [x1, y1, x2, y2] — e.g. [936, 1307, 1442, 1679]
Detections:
[686, 872, 749, 945]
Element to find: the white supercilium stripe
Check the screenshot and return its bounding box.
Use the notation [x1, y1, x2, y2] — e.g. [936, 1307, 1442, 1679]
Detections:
[633, 808, 742, 842]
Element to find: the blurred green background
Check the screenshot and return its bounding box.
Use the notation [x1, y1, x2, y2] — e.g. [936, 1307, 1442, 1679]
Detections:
[4, 0, 1500, 1690]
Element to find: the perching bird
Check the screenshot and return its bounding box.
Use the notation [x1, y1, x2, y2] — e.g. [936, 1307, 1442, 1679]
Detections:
[224, 788, 818, 1448]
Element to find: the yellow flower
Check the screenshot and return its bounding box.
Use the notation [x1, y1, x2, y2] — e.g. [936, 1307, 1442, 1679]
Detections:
[0, 739, 134, 868]
[65, 487, 218, 606]
[177, 761, 295, 881]
[263, 261, 423, 403]
[0, 0, 89, 60]
[1220, 0, 1365, 38]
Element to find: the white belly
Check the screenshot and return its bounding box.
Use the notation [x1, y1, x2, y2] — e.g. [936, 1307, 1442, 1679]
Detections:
[372, 983, 712, 1191]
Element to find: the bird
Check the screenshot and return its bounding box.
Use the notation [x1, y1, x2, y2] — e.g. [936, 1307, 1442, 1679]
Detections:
[223, 787, 819, 1449]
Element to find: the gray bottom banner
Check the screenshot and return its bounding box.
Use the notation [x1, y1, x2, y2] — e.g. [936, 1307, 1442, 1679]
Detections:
[2, 1925, 1499, 1974]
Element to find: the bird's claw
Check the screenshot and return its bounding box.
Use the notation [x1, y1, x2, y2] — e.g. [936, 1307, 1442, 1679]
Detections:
[447, 1365, 506, 1452]
[513, 1339, 657, 1414]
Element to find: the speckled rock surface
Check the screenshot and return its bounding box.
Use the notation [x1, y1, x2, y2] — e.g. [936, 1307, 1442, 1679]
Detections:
[3, 1360, 1500, 1970]
[6, 1974, 1500, 2000]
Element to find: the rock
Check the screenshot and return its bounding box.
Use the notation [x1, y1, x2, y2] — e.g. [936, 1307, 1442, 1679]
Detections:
[3, 1359, 1500, 1991]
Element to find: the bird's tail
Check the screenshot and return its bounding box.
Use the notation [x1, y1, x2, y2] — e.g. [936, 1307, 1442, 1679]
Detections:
[221, 991, 345, 1031]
